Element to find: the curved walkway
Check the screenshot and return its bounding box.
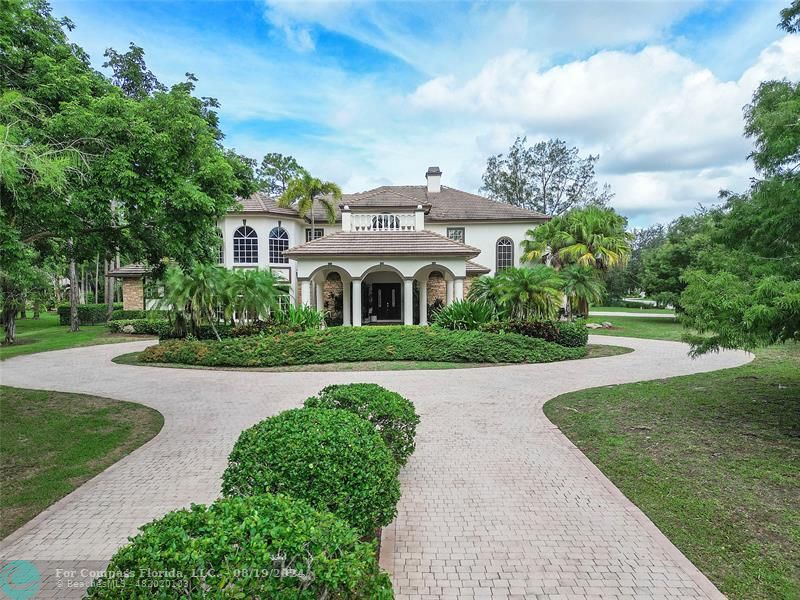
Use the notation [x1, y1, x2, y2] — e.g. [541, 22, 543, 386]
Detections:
[0, 337, 750, 598]
[589, 311, 676, 318]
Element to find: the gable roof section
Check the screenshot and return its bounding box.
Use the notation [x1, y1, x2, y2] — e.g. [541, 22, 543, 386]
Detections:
[285, 230, 481, 259]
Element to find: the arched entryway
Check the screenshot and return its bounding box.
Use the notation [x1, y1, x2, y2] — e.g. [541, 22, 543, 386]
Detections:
[361, 266, 405, 324]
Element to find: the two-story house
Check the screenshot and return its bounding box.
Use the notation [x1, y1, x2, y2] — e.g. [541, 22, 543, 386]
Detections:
[219, 167, 549, 325]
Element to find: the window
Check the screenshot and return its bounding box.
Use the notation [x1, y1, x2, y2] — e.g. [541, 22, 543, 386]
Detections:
[269, 227, 289, 264]
[305, 228, 324, 242]
[216, 230, 224, 264]
[496, 237, 514, 272]
[371, 214, 399, 230]
[447, 227, 465, 244]
[233, 226, 258, 264]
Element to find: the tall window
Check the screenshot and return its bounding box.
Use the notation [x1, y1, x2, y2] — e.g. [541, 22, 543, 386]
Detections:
[305, 228, 324, 242]
[269, 227, 289, 264]
[496, 237, 513, 272]
[217, 230, 224, 264]
[233, 226, 258, 264]
[447, 227, 465, 244]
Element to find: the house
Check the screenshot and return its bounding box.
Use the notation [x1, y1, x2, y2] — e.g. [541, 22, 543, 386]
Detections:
[219, 167, 549, 325]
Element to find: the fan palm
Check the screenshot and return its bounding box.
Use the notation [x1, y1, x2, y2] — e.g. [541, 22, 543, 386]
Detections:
[278, 170, 342, 233]
[522, 205, 633, 271]
[496, 266, 564, 320]
[561, 264, 605, 317]
[228, 268, 288, 325]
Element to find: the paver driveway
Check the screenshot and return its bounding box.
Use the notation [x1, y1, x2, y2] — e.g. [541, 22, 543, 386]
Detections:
[0, 336, 750, 599]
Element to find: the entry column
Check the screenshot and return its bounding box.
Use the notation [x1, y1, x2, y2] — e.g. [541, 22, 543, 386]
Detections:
[352, 279, 362, 326]
[403, 278, 414, 325]
[342, 280, 352, 326]
[418, 278, 428, 326]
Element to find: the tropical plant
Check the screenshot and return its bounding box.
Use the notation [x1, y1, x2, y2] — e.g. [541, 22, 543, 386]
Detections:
[228, 268, 288, 325]
[273, 304, 327, 329]
[158, 264, 227, 340]
[466, 274, 505, 314]
[561, 264, 605, 317]
[522, 205, 633, 271]
[278, 170, 342, 232]
[495, 266, 564, 320]
[431, 299, 496, 330]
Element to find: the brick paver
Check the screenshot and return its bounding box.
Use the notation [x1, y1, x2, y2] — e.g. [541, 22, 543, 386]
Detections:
[0, 336, 750, 598]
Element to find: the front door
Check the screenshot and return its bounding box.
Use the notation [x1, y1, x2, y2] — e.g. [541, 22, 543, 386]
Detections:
[373, 283, 401, 321]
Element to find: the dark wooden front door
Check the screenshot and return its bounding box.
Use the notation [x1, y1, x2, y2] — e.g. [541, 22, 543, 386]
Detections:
[373, 283, 401, 320]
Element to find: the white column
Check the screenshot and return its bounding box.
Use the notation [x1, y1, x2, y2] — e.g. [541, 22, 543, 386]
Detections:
[300, 279, 311, 307]
[454, 277, 464, 301]
[342, 280, 352, 326]
[352, 279, 362, 326]
[418, 278, 428, 326]
[403, 278, 414, 326]
[446, 279, 454, 305]
[315, 281, 325, 312]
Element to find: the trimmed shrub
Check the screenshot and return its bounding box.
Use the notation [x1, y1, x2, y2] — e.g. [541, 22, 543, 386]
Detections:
[140, 326, 586, 367]
[57, 303, 121, 325]
[107, 319, 170, 336]
[109, 309, 153, 320]
[305, 384, 420, 466]
[481, 319, 588, 348]
[431, 299, 495, 330]
[85, 493, 393, 599]
[230, 320, 305, 337]
[222, 408, 400, 536]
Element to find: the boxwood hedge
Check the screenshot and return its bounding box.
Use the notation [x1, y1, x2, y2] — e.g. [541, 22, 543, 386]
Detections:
[305, 384, 420, 466]
[57, 302, 121, 325]
[85, 493, 393, 599]
[222, 408, 400, 537]
[140, 325, 585, 367]
[480, 319, 589, 348]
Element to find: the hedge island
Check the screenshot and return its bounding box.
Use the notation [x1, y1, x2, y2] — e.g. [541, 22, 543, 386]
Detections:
[139, 325, 586, 367]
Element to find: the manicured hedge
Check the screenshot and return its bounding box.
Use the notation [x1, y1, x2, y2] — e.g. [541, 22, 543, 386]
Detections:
[107, 318, 170, 336]
[481, 319, 589, 348]
[57, 303, 121, 325]
[305, 384, 420, 466]
[222, 408, 400, 536]
[140, 326, 585, 366]
[85, 493, 393, 599]
[109, 309, 156, 320]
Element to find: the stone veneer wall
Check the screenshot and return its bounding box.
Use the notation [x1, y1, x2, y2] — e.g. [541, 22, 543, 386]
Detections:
[122, 278, 145, 311]
[323, 274, 344, 317]
[463, 275, 477, 298]
[426, 272, 446, 306]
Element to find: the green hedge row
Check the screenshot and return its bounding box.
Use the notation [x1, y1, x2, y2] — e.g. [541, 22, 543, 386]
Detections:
[57, 303, 121, 325]
[140, 326, 585, 367]
[90, 383, 417, 598]
[480, 319, 589, 348]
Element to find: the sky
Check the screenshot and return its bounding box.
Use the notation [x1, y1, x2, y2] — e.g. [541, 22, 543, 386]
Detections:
[52, 0, 800, 227]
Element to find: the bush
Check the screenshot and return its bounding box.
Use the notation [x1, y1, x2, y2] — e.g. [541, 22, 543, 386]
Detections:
[431, 299, 495, 330]
[109, 309, 153, 320]
[222, 408, 400, 536]
[57, 303, 121, 325]
[107, 318, 170, 336]
[85, 493, 393, 599]
[230, 319, 306, 337]
[481, 319, 589, 348]
[140, 326, 586, 367]
[305, 384, 420, 466]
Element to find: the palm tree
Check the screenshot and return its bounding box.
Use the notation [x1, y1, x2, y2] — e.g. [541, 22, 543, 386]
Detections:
[278, 170, 342, 234]
[522, 205, 633, 271]
[228, 269, 288, 325]
[159, 264, 226, 340]
[561, 264, 605, 317]
[496, 266, 564, 320]
[466, 274, 506, 316]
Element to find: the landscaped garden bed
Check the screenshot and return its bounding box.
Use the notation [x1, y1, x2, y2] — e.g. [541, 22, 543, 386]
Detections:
[138, 325, 586, 367]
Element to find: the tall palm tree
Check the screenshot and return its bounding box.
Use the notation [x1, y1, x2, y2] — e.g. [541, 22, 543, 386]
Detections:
[522, 205, 633, 271]
[561, 264, 605, 317]
[496, 266, 564, 320]
[228, 268, 288, 324]
[278, 170, 342, 234]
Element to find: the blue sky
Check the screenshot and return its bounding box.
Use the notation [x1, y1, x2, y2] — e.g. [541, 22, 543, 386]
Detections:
[52, 0, 799, 226]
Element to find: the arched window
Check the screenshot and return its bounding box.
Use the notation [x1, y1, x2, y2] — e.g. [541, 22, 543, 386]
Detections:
[496, 237, 514, 272]
[216, 229, 224, 265]
[233, 226, 258, 264]
[269, 227, 289, 264]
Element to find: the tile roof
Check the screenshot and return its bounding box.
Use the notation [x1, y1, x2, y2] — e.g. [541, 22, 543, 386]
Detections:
[285, 230, 481, 258]
[465, 260, 491, 275]
[106, 264, 149, 278]
[232, 186, 548, 223]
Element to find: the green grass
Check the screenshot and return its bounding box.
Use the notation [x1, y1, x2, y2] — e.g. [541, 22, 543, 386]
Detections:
[114, 343, 631, 372]
[544, 345, 800, 600]
[0, 386, 163, 539]
[591, 305, 675, 314]
[586, 315, 685, 341]
[0, 312, 154, 360]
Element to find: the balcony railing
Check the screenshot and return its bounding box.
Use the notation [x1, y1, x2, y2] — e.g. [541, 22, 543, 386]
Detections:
[351, 213, 416, 232]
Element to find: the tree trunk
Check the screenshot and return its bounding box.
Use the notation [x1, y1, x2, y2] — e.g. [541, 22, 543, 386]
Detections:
[33, 300, 41, 319]
[68, 239, 80, 332]
[105, 258, 114, 319]
[2, 281, 18, 344]
[94, 254, 99, 304]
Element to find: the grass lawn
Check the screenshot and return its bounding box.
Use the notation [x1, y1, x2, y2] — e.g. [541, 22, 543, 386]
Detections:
[0, 311, 153, 360]
[544, 345, 800, 600]
[0, 386, 163, 539]
[587, 314, 685, 341]
[591, 305, 675, 315]
[112, 343, 632, 371]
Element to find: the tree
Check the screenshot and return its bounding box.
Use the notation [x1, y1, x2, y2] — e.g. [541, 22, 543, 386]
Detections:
[561, 264, 605, 317]
[481, 137, 613, 215]
[496, 266, 564, 320]
[779, 0, 800, 32]
[159, 264, 226, 340]
[277, 170, 341, 232]
[228, 269, 288, 325]
[257, 153, 304, 196]
[102, 43, 166, 99]
[522, 205, 633, 271]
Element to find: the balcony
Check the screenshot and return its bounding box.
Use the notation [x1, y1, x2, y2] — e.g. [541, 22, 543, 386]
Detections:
[342, 205, 425, 232]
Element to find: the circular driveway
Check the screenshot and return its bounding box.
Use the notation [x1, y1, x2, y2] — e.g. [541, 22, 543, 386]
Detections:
[0, 336, 751, 598]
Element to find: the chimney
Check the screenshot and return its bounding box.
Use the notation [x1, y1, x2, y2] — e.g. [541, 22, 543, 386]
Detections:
[425, 166, 442, 193]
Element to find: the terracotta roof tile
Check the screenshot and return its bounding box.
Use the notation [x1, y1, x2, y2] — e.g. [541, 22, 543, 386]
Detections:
[285, 230, 481, 258]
